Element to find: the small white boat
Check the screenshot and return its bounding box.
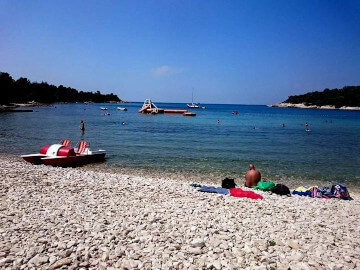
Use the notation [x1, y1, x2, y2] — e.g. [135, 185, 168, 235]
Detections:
[100, 107, 108, 110]
[187, 103, 200, 108]
[187, 90, 200, 108]
[117, 107, 128, 111]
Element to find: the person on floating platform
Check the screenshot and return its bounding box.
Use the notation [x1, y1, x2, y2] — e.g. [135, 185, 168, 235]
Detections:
[245, 164, 261, 188]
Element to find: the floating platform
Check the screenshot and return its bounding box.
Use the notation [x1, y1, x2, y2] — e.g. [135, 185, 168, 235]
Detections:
[165, 109, 187, 114]
[138, 99, 188, 114]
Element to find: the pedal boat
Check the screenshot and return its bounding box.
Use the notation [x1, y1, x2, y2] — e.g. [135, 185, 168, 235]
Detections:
[21, 141, 106, 167]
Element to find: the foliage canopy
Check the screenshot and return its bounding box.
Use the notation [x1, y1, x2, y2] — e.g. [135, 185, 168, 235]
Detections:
[284, 86, 360, 108]
[0, 72, 121, 104]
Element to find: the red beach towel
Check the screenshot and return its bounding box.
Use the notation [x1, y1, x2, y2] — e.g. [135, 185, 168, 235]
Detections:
[229, 188, 263, 200]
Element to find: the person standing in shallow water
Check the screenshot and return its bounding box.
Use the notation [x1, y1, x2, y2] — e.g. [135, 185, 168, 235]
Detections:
[80, 120, 85, 133]
[245, 164, 261, 187]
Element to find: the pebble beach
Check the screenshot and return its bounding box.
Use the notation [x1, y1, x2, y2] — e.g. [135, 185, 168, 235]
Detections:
[1, 156, 360, 270]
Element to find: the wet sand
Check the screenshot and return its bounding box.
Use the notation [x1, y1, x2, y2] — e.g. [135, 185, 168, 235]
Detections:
[1, 156, 360, 269]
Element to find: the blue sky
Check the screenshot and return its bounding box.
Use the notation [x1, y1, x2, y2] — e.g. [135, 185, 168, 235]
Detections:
[1, 0, 359, 104]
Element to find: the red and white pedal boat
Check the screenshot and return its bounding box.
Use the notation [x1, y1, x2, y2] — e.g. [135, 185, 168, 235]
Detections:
[21, 140, 106, 167]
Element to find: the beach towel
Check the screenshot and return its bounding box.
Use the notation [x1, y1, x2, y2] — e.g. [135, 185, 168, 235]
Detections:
[252, 181, 275, 191]
[229, 188, 263, 200]
[295, 186, 318, 192]
[317, 186, 333, 198]
[331, 184, 351, 200]
[310, 187, 318, 198]
[294, 186, 308, 192]
[199, 186, 229, 195]
[292, 190, 311, 196]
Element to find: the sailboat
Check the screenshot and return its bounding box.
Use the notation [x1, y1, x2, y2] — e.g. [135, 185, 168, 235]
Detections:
[187, 90, 200, 108]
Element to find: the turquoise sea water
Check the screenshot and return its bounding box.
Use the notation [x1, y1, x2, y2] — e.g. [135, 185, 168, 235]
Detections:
[0, 103, 359, 187]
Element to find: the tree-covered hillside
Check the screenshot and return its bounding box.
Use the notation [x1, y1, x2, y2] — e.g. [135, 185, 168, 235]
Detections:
[284, 86, 360, 108]
[0, 72, 121, 104]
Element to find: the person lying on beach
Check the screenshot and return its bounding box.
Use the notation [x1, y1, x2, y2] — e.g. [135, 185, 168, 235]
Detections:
[245, 164, 261, 188]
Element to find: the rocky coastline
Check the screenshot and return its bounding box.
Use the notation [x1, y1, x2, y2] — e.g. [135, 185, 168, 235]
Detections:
[1, 156, 359, 269]
[268, 103, 360, 111]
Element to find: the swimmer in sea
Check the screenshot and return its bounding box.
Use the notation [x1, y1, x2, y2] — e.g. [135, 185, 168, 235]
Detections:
[282, 123, 285, 128]
[80, 120, 85, 135]
[80, 120, 85, 132]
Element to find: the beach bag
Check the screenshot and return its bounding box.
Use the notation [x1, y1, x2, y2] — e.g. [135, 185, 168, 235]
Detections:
[331, 184, 351, 200]
[221, 178, 236, 189]
[253, 181, 275, 191]
[272, 184, 290, 196]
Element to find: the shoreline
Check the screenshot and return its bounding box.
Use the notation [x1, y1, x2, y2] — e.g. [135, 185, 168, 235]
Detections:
[268, 102, 360, 111]
[1, 156, 360, 269]
[3, 153, 360, 192]
[0, 100, 131, 110]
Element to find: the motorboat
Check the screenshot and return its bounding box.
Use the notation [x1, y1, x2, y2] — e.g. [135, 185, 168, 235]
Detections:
[100, 107, 108, 110]
[21, 140, 106, 167]
[117, 107, 128, 111]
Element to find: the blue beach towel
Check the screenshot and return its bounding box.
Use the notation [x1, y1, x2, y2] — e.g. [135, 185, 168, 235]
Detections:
[292, 190, 311, 197]
[198, 186, 229, 195]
